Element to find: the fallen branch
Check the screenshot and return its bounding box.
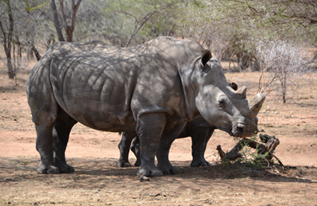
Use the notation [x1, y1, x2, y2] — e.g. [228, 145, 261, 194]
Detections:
[217, 134, 283, 167]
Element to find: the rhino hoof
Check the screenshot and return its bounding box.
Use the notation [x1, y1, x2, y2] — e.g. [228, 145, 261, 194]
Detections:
[167, 167, 179, 175]
[137, 168, 163, 177]
[117, 161, 131, 167]
[60, 165, 75, 173]
[159, 166, 179, 175]
[190, 160, 211, 167]
[151, 169, 164, 177]
[37, 161, 48, 174]
[68, 165, 75, 173]
[37, 168, 47, 174]
[47, 166, 60, 174]
[37, 164, 60, 174]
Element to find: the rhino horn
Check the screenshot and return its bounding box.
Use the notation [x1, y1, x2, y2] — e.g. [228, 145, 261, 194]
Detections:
[228, 86, 247, 99]
[248, 93, 266, 118]
[236, 86, 247, 99]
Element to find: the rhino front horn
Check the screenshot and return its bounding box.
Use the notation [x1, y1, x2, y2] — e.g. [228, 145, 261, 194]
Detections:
[248, 93, 266, 117]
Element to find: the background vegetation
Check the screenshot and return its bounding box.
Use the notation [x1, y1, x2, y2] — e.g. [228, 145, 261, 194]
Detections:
[0, 0, 316, 102]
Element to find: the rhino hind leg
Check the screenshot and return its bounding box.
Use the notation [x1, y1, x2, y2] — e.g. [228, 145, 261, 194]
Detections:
[117, 131, 137, 167]
[131, 136, 141, 166]
[52, 108, 77, 173]
[190, 127, 214, 167]
[35, 124, 60, 174]
[136, 113, 166, 177]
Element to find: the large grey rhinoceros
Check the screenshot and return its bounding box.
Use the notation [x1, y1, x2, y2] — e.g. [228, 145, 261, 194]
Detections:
[26, 36, 265, 177]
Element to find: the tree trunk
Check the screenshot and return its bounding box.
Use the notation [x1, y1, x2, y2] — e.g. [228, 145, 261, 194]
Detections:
[6, 55, 15, 79]
[31, 45, 42, 61]
[280, 71, 287, 103]
[0, 0, 15, 79]
[51, 0, 65, 41]
[59, 0, 82, 42]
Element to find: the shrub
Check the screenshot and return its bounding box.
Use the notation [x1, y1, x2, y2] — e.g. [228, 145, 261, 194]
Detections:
[256, 40, 312, 103]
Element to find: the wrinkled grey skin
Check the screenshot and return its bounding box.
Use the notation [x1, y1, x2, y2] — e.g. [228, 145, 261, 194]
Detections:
[27, 37, 265, 177]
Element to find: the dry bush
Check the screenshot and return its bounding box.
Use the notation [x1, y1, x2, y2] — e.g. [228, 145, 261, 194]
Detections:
[256, 40, 312, 103]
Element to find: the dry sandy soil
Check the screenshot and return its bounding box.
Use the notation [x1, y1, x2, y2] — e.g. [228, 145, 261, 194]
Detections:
[0, 61, 317, 205]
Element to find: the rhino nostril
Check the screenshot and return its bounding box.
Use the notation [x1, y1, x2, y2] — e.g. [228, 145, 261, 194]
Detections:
[232, 124, 244, 137]
[237, 126, 243, 135]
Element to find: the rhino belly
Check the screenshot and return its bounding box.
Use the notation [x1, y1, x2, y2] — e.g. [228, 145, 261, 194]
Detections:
[66, 104, 136, 132]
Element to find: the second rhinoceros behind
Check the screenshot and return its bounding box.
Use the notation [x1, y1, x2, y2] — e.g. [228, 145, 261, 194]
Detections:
[26, 36, 265, 177]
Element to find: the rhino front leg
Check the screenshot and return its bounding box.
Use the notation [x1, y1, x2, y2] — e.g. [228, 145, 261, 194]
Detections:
[190, 127, 214, 167]
[156, 135, 179, 175]
[136, 113, 166, 177]
[35, 124, 60, 174]
[52, 112, 77, 173]
[117, 131, 136, 167]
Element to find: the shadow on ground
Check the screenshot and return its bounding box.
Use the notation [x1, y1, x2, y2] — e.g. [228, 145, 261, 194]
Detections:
[1, 157, 316, 188]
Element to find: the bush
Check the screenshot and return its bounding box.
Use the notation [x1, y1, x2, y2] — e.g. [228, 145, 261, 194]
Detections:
[256, 40, 312, 103]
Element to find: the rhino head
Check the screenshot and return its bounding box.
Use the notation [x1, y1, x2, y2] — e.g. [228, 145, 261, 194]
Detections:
[194, 51, 265, 138]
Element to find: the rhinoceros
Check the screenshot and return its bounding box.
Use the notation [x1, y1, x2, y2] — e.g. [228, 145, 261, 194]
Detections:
[27, 37, 265, 177]
[117, 83, 252, 174]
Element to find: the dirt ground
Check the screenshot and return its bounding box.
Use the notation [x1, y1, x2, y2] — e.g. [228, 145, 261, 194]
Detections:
[0, 62, 317, 205]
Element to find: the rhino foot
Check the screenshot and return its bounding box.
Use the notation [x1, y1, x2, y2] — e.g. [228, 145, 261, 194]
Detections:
[37, 165, 60, 174]
[55, 159, 75, 173]
[117, 160, 131, 167]
[58, 164, 75, 173]
[158, 164, 179, 175]
[37, 167, 48, 174]
[190, 159, 211, 167]
[37, 161, 60, 174]
[47, 166, 61, 174]
[137, 167, 163, 177]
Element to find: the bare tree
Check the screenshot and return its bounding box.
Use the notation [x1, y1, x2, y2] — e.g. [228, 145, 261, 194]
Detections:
[51, 0, 64, 41]
[256, 40, 311, 103]
[50, 0, 82, 42]
[121, 10, 158, 47]
[0, 0, 15, 79]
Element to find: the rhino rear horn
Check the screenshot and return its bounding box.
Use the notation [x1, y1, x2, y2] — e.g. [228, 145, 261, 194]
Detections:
[248, 93, 266, 118]
[235, 86, 247, 99]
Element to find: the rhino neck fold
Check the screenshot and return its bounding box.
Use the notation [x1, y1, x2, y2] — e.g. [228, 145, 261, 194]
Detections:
[176, 57, 201, 121]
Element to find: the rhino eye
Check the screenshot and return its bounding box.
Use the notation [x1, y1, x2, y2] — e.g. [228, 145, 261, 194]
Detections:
[218, 98, 227, 108]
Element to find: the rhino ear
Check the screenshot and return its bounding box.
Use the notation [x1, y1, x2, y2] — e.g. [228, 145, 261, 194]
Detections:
[201, 50, 212, 67]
